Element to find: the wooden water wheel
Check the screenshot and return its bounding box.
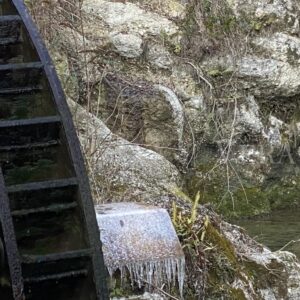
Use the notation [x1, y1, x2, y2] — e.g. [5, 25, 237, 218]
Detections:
[0, 1, 108, 299]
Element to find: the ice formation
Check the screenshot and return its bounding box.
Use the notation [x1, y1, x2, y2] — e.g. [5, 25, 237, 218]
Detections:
[95, 203, 185, 297]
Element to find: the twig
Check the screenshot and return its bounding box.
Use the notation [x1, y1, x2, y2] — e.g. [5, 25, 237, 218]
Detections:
[186, 62, 214, 91]
[278, 239, 300, 251]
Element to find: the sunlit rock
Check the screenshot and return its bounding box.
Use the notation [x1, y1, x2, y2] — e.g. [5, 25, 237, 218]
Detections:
[109, 32, 143, 58]
[253, 33, 300, 65]
[82, 0, 179, 37]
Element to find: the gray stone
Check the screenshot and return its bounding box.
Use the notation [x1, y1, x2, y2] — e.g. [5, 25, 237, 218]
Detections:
[67, 99, 180, 202]
[222, 222, 300, 299]
[253, 33, 300, 65]
[185, 95, 206, 111]
[235, 56, 300, 98]
[236, 95, 263, 136]
[226, 0, 300, 33]
[142, 85, 186, 164]
[264, 115, 284, 148]
[147, 43, 173, 69]
[82, 0, 179, 37]
[110, 32, 143, 58]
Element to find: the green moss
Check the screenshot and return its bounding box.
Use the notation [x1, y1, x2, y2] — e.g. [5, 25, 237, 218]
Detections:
[229, 288, 247, 300]
[265, 177, 300, 210]
[251, 20, 263, 31]
[218, 187, 271, 218]
[204, 223, 255, 299]
[185, 161, 271, 218]
[206, 223, 238, 265]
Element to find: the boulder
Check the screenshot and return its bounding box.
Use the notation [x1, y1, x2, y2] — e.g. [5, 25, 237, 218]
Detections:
[253, 33, 300, 65]
[234, 56, 300, 98]
[67, 99, 181, 202]
[82, 0, 179, 37]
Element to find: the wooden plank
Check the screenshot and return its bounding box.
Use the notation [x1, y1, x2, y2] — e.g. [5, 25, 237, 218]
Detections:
[0, 36, 20, 45]
[21, 249, 92, 264]
[0, 61, 42, 71]
[0, 15, 21, 22]
[0, 115, 61, 128]
[0, 85, 42, 94]
[7, 177, 78, 193]
[0, 140, 58, 151]
[12, 202, 77, 217]
[24, 269, 88, 283]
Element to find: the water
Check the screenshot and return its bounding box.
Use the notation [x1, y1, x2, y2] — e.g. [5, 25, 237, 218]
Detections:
[235, 208, 300, 257]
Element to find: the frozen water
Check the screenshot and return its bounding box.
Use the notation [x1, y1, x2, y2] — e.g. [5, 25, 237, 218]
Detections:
[95, 203, 185, 296]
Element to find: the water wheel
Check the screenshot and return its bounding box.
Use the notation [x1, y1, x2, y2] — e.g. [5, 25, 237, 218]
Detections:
[0, 1, 108, 299]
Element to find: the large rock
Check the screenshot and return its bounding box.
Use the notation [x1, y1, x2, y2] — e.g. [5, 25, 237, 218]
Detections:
[97, 76, 187, 165]
[253, 33, 300, 65]
[67, 99, 181, 202]
[226, 0, 300, 33]
[234, 56, 300, 98]
[221, 222, 300, 299]
[82, 0, 179, 37]
[143, 84, 187, 164]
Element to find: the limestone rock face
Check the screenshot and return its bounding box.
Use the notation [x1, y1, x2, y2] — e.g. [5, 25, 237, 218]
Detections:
[43, 0, 300, 219]
[32, 0, 300, 296]
[222, 222, 300, 300]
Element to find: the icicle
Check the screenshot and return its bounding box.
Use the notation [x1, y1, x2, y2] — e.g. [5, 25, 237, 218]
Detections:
[96, 203, 186, 297]
[107, 257, 185, 298]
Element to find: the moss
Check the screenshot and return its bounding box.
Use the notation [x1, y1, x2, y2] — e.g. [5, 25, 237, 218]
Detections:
[218, 187, 271, 218]
[206, 223, 238, 265]
[185, 160, 271, 218]
[265, 177, 300, 210]
[229, 288, 247, 300]
[203, 223, 256, 299]
[251, 20, 263, 31]
[186, 159, 300, 217]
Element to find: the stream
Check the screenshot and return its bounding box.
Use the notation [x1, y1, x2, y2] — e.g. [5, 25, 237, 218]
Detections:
[234, 208, 300, 257]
